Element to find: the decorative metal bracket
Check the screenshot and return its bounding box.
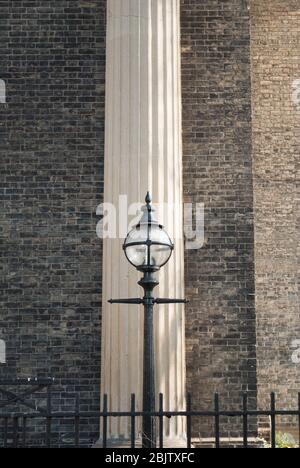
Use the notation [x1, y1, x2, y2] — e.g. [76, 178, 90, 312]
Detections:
[108, 298, 143, 305]
[108, 298, 189, 305]
[154, 298, 189, 304]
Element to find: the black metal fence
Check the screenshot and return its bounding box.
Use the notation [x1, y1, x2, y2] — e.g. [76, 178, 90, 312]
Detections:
[0, 379, 299, 448]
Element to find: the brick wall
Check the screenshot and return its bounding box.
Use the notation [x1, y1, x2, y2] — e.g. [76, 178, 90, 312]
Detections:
[181, 0, 257, 437]
[0, 0, 106, 445]
[251, 0, 300, 436]
[2, 0, 298, 445]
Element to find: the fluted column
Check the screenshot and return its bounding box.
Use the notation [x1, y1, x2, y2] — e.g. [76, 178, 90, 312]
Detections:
[101, 0, 186, 445]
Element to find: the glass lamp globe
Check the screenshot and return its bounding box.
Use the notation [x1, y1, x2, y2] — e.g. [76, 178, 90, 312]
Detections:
[123, 193, 174, 270]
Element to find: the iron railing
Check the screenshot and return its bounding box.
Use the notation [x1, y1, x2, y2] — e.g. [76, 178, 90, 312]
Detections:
[0, 380, 299, 448]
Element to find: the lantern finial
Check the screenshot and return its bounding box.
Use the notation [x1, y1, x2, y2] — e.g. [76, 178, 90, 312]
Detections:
[145, 191, 152, 206]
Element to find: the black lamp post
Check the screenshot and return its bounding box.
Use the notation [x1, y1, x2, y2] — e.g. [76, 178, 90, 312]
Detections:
[109, 193, 187, 448]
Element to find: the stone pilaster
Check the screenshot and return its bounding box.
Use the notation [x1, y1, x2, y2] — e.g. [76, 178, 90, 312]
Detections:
[101, 0, 186, 444]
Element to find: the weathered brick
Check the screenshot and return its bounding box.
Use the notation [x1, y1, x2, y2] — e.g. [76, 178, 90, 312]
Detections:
[251, 0, 300, 438]
[181, 0, 257, 437]
[1, 0, 298, 446]
[0, 0, 106, 445]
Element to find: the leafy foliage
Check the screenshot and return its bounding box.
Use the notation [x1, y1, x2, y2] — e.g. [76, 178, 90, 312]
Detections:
[264, 433, 298, 449]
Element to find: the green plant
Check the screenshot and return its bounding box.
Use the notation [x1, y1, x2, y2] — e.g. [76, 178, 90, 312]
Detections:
[264, 432, 298, 449]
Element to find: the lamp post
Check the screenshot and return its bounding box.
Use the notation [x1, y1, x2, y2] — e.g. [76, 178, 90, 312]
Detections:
[109, 193, 187, 448]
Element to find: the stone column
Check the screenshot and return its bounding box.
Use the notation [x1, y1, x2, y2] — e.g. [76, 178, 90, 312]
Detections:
[101, 0, 186, 445]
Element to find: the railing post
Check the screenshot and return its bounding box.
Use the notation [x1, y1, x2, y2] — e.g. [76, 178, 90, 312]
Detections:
[270, 393, 276, 449]
[75, 394, 80, 448]
[243, 393, 248, 449]
[186, 393, 192, 449]
[298, 393, 300, 450]
[214, 394, 220, 449]
[46, 384, 52, 448]
[22, 417, 27, 448]
[102, 394, 108, 448]
[159, 394, 164, 449]
[4, 417, 8, 448]
[130, 394, 136, 449]
[13, 416, 18, 448]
